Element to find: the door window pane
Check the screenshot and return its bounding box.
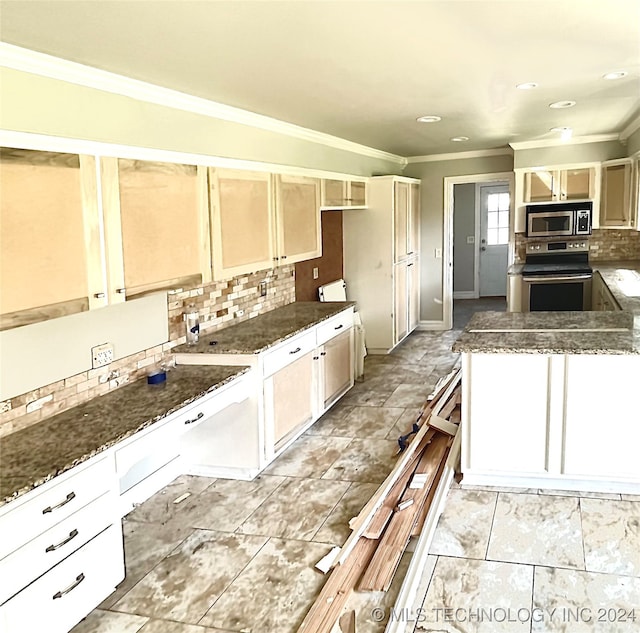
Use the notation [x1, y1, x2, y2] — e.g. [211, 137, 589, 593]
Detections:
[485, 192, 510, 245]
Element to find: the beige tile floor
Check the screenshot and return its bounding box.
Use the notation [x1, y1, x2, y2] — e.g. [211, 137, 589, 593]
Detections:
[71, 299, 640, 633]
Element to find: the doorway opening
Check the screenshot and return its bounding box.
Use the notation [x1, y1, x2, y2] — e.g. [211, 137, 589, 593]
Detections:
[444, 172, 514, 329]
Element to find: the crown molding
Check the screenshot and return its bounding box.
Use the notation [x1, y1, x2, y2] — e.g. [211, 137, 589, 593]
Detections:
[509, 133, 620, 151]
[406, 147, 513, 164]
[619, 113, 640, 141]
[0, 42, 406, 166]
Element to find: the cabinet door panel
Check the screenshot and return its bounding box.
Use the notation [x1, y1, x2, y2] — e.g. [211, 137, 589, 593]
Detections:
[394, 262, 408, 344]
[564, 355, 640, 478]
[394, 182, 409, 262]
[210, 169, 274, 277]
[408, 183, 420, 256]
[467, 354, 549, 473]
[277, 175, 321, 264]
[114, 159, 208, 295]
[350, 181, 367, 206]
[270, 351, 315, 445]
[0, 149, 98, 326]
[524, 171, 555, 202]
[408, 258, 420, 332]
[322, 330, 352, 409]
[601, 162, 632, 227]
[561, 168, 593, 200]
[322, 179, 346, 207]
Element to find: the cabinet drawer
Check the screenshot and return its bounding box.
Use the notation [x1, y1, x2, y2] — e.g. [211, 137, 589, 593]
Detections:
[316, 310, 354, 346]
[0, 491, 115, 605]
[0, 525, 124, 633]
[0, 457, 113, 562]
[262, 330, 317, 377]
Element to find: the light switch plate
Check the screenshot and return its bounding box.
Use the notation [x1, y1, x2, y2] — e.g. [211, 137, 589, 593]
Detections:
[313, 267, 319, 280]
[92, 343, 114, 369]
[467, 236, 475, 244]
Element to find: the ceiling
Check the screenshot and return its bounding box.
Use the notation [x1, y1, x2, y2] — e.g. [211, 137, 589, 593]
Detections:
[1, 0, 639, 157]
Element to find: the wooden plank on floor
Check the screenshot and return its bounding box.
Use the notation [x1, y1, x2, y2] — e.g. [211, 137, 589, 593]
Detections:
[428, 414, 458, 437]
[437, 385, 461, 420]
[296, 537, 377, 633]
[358, 432, 451, 592]
[335, 369, 460, 567]
[411, 438, 453, 537]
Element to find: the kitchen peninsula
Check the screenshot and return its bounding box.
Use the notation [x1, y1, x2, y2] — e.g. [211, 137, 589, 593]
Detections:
[453, 262, 640, 494]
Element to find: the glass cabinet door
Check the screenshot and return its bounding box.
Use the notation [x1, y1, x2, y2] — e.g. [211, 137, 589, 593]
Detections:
[560, 168, 594, 200]
[524, 171, 555, 202]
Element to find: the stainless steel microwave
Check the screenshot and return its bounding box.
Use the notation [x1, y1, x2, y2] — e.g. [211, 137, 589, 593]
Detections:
[526, 202, 592, 238]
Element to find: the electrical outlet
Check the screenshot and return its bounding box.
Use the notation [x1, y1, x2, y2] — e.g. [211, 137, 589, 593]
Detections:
[92, 343, 114, 369]
[259, 281, 267, 297]
[434, 248, 443, 258]
[313, 267, 319, 280]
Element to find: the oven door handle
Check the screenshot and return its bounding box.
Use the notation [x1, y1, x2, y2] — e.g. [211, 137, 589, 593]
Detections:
[524, 274, 592, 283]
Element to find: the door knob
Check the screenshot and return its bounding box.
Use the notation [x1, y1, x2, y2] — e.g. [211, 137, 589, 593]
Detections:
[481, 238, 486, 244]
[481, 246, 487, 251]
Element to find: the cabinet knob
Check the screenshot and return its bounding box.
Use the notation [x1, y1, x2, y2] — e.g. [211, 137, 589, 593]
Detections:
[93, 292, 106, 299]
[116, 288, 126, 295]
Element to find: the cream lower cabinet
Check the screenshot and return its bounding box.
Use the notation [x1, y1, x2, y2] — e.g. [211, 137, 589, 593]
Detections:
[0, 456, 124, 633]
[461, 352, 640, 491]
[175, 307, 354, 466]
[343, 176, 421, 354]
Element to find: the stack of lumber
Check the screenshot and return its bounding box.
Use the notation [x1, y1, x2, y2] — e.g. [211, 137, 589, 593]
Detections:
[297, 368, 462, 633]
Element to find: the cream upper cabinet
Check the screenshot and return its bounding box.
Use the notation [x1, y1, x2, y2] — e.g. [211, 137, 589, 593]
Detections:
[321, 178, 367, 209]
[274, 174, 322, 265]
[0, 149, 104, 331]
[408, 182, 421, 256]
[523, 167, 595, 203]
[394, 181, 420, 262]
[634, 155, 640, 231]
[209, 168, 275, 278]
[600, 159, 634, 228]
[101, 158, 211, 301]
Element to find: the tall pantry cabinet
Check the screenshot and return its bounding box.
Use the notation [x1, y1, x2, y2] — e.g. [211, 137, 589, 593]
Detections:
[343, 176, 421, 354]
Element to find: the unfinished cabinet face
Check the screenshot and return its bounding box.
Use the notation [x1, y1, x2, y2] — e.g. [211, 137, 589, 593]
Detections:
[276, 175, 321, 264]
[209, 169, 275, 278]
[0, 149, 103, 330]
[321, 330, 352, 410]
[103, 159, 210, 299]
[600, 161, 633, 228]
[524, 170, 555, 202]
[269, 351, 316, 448]
[559, 167, 594, 200]
[321, 178, 367, 209]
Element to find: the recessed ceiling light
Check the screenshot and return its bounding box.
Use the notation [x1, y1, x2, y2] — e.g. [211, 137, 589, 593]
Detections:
[516, 82, 538, 90]
[550, 126, 573, 141]
[603, 71, 627, 80]
[416, 115, 442, 123]
[549, 100, 576, 109]
[450, 136, 469, 142]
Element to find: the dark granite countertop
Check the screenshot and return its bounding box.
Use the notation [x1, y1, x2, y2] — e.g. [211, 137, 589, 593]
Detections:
[0, 365, 249, 507]
[453, 260, 640, 354]
[174, 301, 356, 355]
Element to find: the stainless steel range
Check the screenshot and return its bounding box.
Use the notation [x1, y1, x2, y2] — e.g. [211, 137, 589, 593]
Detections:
[509, 239, 593, 312]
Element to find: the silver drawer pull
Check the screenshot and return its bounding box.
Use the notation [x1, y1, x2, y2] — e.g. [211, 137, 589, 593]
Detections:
[289, 347, 302, 354]
[184, 411, 204, 424]
[334, 324, 344, 330]
[93, 292, 106, 299]
[46, 529, 79, 553]
[42, 492, 76, 514]
[52, 573, 85, 600]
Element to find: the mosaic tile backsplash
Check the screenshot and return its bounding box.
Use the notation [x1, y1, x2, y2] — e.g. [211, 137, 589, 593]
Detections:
[0, 265, 295, 437]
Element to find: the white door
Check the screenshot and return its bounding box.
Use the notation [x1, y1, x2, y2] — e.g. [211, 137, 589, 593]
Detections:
[479, 184, 509, 297]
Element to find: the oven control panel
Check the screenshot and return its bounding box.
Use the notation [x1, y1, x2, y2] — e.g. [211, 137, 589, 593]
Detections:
[526, 240, 589, 255]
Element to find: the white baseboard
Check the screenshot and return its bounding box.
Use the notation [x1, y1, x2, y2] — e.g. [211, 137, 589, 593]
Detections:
[453, 291, 478, 299]
[416, 320, 448, 331]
